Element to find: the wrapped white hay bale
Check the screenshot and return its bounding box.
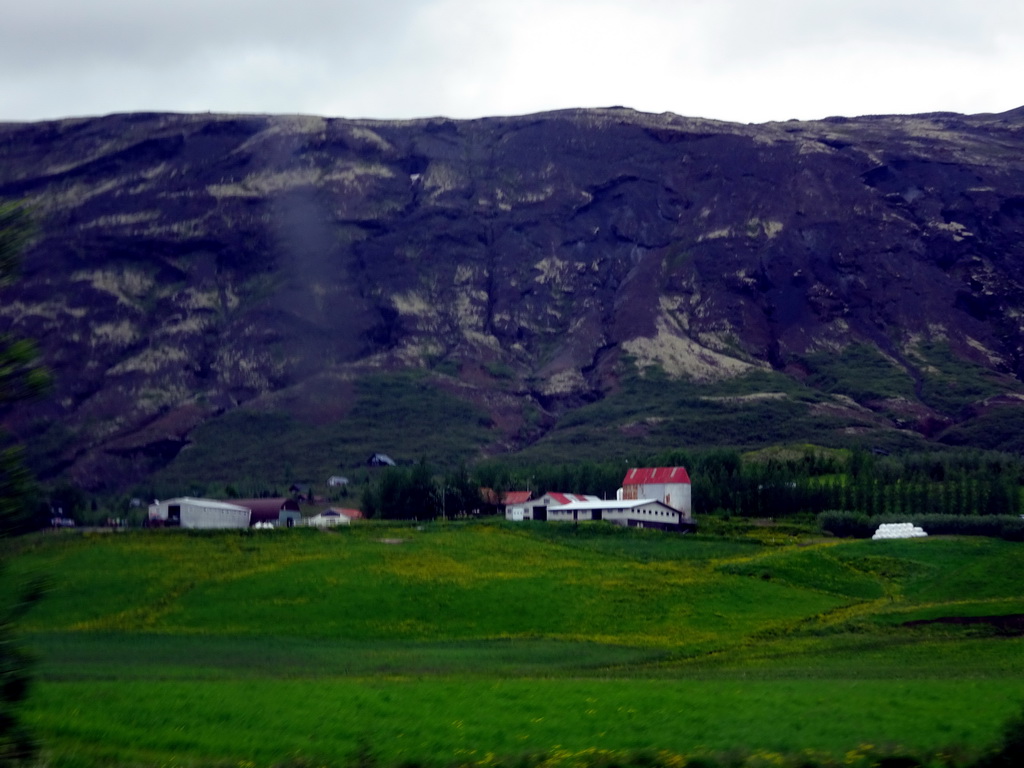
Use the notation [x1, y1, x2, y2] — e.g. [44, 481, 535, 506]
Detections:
[872, 522, 928, 539]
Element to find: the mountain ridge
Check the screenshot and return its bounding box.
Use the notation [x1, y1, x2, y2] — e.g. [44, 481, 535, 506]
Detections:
[2, 106, 1024, 491]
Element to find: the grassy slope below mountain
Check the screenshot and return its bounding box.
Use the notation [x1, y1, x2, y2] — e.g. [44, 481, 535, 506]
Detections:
[4, 522, 1023, 766]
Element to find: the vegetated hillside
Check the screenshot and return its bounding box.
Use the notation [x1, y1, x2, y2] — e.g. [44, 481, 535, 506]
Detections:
[2, 106, 1024, 491]
[5, 522, 1024, 767]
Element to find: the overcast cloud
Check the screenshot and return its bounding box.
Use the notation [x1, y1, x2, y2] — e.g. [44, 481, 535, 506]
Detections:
[2, 0, 1021, 124]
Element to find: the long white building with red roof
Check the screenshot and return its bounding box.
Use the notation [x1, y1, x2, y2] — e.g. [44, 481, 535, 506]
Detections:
[503, 468, 694, 532]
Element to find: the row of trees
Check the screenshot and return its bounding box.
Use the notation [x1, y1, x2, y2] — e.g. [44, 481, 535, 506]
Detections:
[350, 447, 1024, 521]
[690, 449, 1024, 518]
[360, 461, 482, 520]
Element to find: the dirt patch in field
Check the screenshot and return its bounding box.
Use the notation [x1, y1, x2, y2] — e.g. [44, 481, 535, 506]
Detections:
[902, 614, 1024, 634]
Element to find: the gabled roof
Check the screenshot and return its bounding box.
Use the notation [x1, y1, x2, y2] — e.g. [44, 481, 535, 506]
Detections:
[549, 499, 680, 512]
[622, 467, 691, 485]
[545, 492, 601, 505]
[502, 491, 533, 505]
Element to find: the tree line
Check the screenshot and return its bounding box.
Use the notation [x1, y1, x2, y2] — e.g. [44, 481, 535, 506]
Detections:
[352, 447, 1024, 520]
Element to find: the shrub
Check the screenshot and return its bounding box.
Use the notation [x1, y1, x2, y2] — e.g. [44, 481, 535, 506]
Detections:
[818, 510, 874, 538]
[973, 705, 1024, 768]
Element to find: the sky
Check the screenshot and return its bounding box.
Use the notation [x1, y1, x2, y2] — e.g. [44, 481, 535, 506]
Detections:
[2, 0, 1022, 125]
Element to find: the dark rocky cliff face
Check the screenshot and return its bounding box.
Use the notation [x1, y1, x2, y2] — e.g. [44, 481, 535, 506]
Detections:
[2, 107, 1024, 491]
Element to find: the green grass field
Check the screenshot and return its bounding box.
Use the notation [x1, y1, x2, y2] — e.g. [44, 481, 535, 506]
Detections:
[4, 520, 1024, 768]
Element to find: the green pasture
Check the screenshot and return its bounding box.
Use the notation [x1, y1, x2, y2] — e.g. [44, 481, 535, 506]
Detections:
[4, 520, 1024, 767]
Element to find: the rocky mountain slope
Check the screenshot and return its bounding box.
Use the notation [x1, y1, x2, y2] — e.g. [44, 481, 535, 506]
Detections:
[2, 106, 1024, 491]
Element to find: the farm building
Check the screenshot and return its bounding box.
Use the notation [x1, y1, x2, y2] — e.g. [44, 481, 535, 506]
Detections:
[307, 509, 356, 527]
[368, 453, 396, 467]
[505, 492, 601, 521]
[547, 499, 695, 531]
[621, 467, 691, 515]
[148, 497, 251, 529]
[504, 469, 695, 532]
[224, 498, 302, 528]
[496, 490, 532, 519]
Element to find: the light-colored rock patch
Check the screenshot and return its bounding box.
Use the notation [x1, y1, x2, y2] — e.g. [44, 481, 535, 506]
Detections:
[623, 312, 759, 382]
[453, 286, 488, 331]
[392, 290, 438, 319]
[178, 287, 223, 312]
[540, 368, 587, 396]
[324, 163, 395, 186]
[461, 329, 502, 351]
[91, 321, 140, 347]
[72, 268, 154, 308]
[700, 392, 788, 404]
[698, 227, 732, 241]
[208, 168, 321, 197]
[109, 345, 191, 375]
[422, 163, 466, 195]
[268, 115, 327, 134]
[0, 300, 88, 322]
[161, 315, 213, 335]
[533, 256, 583, 291]
[80, 211, 161, 229]
[347, 126, 393, 152]
[33, 179, 120, 214]
[745, 218, 784, 238]
[932, 220, 973, 241]
[213, 348, 280, 390]
[964, 336, 1005, 366]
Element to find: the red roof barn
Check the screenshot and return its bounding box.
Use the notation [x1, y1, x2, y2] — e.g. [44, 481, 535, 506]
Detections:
[621, 467, 691, 516]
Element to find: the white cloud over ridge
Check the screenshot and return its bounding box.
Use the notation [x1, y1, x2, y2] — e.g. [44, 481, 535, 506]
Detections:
[1, 0, 1021, 124]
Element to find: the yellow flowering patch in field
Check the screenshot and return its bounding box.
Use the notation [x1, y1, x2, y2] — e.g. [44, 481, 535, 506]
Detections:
[371, 551, 485, 584]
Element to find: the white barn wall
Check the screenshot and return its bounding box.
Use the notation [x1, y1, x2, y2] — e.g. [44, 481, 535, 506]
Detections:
[622, 481, 691, 516]
[183, 502, 250, 529]
[546, 499, 690, 529]
[148, 497, 251, 529]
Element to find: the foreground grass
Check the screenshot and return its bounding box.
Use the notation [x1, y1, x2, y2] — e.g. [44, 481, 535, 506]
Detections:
[5, 520, 1024, 767]
[26, 675, 1023, 768]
